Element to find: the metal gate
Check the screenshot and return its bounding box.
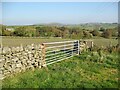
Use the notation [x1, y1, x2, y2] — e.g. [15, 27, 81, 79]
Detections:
[41, 40, 79, 67]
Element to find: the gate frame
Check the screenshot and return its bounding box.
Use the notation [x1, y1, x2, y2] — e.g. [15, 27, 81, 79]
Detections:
[41, 40, 80, 67]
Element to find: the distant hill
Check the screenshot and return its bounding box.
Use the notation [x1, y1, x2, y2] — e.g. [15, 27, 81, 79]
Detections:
[34, 22, 117, 30]
[34, 22, 65, 27]
[2, 22, 118, 31]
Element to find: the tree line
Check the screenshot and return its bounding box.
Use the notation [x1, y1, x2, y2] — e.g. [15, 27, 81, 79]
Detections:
[0, 24, 118, 39]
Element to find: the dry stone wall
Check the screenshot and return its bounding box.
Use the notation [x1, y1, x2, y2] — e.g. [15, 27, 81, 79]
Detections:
[0, 44, 42, 80]
[79, 40, 93, 53]
[0, 40, 94, 80]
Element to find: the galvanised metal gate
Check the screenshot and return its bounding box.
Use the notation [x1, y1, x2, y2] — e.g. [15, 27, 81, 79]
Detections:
[41, 40, 79, 67]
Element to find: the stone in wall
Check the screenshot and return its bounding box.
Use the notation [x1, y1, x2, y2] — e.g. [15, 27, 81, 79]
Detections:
[0, 44, 42, 79]
[79, 40, 94, 53]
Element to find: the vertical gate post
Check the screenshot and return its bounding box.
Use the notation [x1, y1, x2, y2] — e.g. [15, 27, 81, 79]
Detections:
[73, 40, 79, 55]
[78, 40, 80, 55]
[41, 43, 46, 67]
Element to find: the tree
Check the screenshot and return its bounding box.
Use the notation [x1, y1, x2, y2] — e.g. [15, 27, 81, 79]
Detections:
[83, 31, 92, 39]
[36, 26, 56, 37]
[99, 27, 105, 32]
[111, 28, 118, 37]
[3, 30, 13, 36]
[91, 30, 100, 36]
[0, 25, 2, 36]
[14, 27, 26, 36]
[0, 25, 13, 36]
[77, 30, 84, 39]
[25, 26, 36, 37]
[102, 29, 112, 38]
[14, 26, 36, 37]
[1, 25, 6, 36]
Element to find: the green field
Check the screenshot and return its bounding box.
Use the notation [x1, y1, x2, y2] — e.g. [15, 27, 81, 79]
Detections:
[1, 37, 70, 47]
[2, 51, 118, 88]
[1, 37, 118, 47]
[92, 38, 118, 47]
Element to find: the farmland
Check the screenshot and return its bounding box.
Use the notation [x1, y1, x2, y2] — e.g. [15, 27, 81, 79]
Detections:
[2, 51, 118, 88]
[1, 36, 118, 47]
[1, 37, 70, 47]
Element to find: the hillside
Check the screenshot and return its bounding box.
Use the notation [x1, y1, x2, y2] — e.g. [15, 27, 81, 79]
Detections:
[33, 23, 117, 30]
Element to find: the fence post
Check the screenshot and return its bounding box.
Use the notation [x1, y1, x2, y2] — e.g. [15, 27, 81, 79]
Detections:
[73, 40, 79, 55]
[41, 43, 46, 67]
[64, 42, 65, 55]
[78, 40, 80, 55]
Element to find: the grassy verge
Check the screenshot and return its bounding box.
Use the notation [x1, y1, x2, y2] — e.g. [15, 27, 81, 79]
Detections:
[2, 51, 118, 88]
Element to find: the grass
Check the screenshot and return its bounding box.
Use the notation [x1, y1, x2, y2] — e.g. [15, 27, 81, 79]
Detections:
[2, 36, 118, 47]
[2, 51, 118, 88]
[1, 37, 71, 47]
[92, 38, 118, 47]
[83, 38, 118, 47]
